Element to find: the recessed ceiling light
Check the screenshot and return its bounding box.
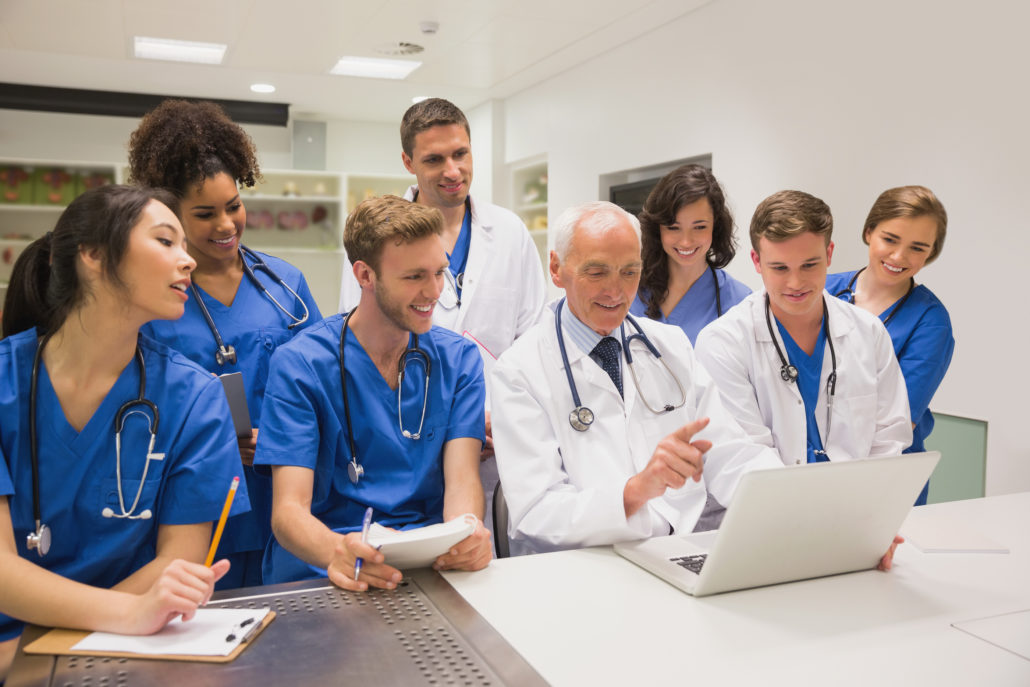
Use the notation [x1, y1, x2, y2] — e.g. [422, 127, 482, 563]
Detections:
[412, 96, 429, 104]
[250, 83, 276, 94]
[134, 36, 227, 64]
[330, 56, 422, 80]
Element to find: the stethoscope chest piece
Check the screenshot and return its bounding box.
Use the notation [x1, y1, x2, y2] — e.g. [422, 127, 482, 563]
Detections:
[215, 345, 237, 366]
[26, 522, 50, 556]
[569, 406, 594, 432]
[348, 459, 364, 485]
[780, 364, 799, 383]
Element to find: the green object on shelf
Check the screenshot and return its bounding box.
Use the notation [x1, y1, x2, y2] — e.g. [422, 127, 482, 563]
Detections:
[0, 166, 34, 204]
[924, 412, 987, 504]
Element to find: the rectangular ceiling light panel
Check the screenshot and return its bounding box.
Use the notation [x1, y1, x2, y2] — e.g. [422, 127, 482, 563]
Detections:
[330, 56, 421, 79]
[134, 36, 227, 64]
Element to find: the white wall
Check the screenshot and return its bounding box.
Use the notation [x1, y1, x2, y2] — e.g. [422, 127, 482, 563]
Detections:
[500, 0, 1030, 495]
[0, 109, 293, 170]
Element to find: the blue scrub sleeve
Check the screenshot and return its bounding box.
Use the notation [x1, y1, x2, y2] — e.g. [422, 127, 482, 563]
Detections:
[254, 346, 323, 470]
[159, 377, 252, 524]
[0, 445, 12, 496]
[897, 311, 954, 421]
[444, 342, 486, 444]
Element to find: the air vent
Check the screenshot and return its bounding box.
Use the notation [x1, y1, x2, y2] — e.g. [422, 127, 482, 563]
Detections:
[375, 42, 425, 56]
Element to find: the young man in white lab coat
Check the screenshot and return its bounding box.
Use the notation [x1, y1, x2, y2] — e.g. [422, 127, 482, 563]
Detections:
[490, 201, 781, 556]
[694, 190, 912, 467]
[338, 99, 546, 535]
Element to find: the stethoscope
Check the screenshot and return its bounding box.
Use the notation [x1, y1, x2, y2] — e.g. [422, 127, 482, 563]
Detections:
[193, 245, 310, 366]
[764, 293, 837, 458]
[338, 308, 431, 483]
[26, 336, 163, 557]
[708, 265, 724, 317]
[556, 298, 687, 432]
[833, 267, 914, 326]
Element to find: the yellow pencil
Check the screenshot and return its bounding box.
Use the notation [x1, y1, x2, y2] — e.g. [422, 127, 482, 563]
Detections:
[205, 476, 240, 567]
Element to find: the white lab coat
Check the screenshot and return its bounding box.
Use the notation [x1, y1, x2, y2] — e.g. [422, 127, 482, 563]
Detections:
[338, 187, 546, 365]
[490, 303, 782, 556]
[694, 290, 912, 466]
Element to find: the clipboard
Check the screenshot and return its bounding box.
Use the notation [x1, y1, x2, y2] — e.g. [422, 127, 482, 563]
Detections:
[21, 610, 275, 664]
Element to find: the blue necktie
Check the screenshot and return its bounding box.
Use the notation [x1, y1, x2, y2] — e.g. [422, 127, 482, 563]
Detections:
[591, 336, 623, 397]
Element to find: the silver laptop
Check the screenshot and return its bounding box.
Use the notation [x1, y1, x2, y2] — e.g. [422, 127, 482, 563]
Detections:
[614, 451, 940, 597]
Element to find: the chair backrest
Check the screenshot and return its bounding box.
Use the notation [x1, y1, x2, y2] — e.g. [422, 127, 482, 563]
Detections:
[492, 481, 510, 558]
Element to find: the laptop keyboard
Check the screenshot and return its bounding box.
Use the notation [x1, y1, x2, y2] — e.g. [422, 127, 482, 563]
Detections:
[669, 554, 707, 574]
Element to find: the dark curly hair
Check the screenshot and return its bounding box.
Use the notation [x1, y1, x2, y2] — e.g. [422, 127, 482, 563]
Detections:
[127, 99, 261, 196]
[638, 164, 737, 319]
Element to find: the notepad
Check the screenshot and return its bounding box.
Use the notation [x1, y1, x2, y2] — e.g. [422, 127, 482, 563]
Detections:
[367, 514, 478, 569]
[69, 608, 272, 657]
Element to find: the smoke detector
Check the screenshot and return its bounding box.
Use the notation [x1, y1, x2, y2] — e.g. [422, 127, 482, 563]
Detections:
[374, 41, 425, 56]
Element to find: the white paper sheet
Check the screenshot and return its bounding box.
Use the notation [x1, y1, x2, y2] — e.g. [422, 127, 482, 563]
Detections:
[367, 514, 478, 569]
[71, 607, 271, 657]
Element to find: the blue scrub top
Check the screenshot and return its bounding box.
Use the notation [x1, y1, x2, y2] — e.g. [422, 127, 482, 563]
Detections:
[826, 271, 954, 453]
[631, 268, 751, 345]
[140, 248, 321, 557]
[776, 320, 828, 464]
[447, 201, 473, 297]
[0, 329, 250, 640]
[254, 314, 486, 584]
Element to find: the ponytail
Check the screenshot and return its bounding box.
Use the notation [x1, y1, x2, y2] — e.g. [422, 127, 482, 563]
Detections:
[2, 233, 56, 337]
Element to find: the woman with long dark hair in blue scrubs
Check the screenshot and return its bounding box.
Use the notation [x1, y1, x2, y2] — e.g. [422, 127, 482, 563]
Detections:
[826, 186, 954, 505]
[631, 164, 751, 345]
[130, 100, 322, 589]
[0, 185, 248, 681]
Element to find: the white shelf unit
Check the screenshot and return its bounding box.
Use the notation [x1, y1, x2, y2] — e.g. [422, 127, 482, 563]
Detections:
[0, 158, 119, 297]
[240, 169, 412, 314]
[508, 156, 549, 271]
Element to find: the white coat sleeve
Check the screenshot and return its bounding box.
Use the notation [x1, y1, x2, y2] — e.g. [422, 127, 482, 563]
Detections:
[687, 355, 782, 508]
[871, 325, 914, 456]
[513, 226, 547, 339]
[337, 252, 361, 313]
[695, 324, 784, 464]
[490, 355, 652, 554]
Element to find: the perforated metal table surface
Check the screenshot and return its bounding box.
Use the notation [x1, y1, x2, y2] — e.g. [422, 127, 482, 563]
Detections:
[8, 570, 546, 687]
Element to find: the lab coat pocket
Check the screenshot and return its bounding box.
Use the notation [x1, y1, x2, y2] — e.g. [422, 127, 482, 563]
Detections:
[831, 393, 877, 458]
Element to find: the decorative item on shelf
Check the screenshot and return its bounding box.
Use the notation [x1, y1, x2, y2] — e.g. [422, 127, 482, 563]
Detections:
[531, 215, 548, 230]
[313, 182, 328, 196]
[312, 205, 329, 225]
[521, 174, 548, 206]
[34, 168, 76, 205]
[0, 167, 32, 204]
[249, 209, 274, 230]
[282, 181, 299, 197]
[3, 245, 14, 264]
[78, 171, 114, 194]
[276, 210, 309, 231]
[362, 188, 376, 201]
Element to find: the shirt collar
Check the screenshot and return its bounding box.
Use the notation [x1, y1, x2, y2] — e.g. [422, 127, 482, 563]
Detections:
[561, 299, 622, 356]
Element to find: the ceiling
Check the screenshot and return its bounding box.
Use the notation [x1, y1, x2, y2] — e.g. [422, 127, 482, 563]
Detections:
[0, 0, 710, 123]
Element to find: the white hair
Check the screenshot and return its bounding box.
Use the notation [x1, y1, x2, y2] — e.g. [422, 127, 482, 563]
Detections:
[552, 201, 641, 262]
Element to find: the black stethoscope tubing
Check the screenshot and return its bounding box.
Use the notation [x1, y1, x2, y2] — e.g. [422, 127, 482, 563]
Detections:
[709, 265, 723, 318]
[193, 245, 310, 366]
[27, 335, 158, 556]
[556, 298, 684, 432]
[338, 308, 432, 484]
[833, 267, 914, 326]
[764, 293, 837, 458]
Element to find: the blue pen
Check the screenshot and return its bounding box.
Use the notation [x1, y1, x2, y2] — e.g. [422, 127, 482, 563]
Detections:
[354, 506, 374, 581]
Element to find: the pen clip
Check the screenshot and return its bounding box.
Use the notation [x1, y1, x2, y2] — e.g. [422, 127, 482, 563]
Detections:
[225, 616, 261, 644]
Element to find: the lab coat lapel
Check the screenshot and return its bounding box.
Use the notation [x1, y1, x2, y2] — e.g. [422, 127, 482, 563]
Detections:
[456, 196, 492, 331]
